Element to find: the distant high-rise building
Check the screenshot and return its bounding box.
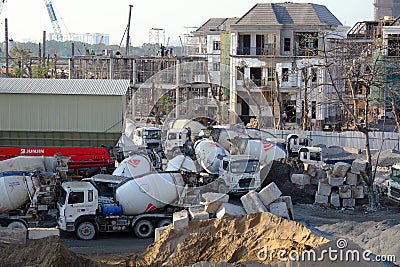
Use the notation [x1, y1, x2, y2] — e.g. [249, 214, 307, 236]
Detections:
[374, 0, 400, 20]
[48, 32, 110, 45]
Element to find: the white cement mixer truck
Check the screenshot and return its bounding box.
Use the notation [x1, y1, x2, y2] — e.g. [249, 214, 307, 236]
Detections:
[0, 156, 66, 229]
[57, 171, 187, 240]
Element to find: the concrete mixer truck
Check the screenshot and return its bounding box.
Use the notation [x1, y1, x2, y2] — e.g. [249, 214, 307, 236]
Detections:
[57, 171, 187, 240]
[0, 156, 66, 229]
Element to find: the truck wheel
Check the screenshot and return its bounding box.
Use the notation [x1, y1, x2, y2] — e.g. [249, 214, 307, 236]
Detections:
[218, 183, 228, 194]
[157, 219, 172, 228]
[134, 220, 154, 238]
[75, 221, 96, 240]
[7, 221, 27, 230]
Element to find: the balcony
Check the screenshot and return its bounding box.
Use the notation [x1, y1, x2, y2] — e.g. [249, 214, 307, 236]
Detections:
[236, 46, 276, 56]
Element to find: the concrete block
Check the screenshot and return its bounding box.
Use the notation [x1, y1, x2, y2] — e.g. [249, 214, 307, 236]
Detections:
[173, 210, 189, 229]
[317, 181, 332, 196]
[258, 182, 282, 206]
[269, 202, 290, 219]
[328, 174, 344, 186]
[0, 227, 26, 244]
[346, 172, 360, 186]
[28, 228, 59, 240]
[351, 160, 368, 174]
[351, 185, 365, 199]
[343, 198, 356, 207]
[291, 174, 311, 186]
[216, 203, 246, 219]
[307, 164, 318, 177]
[240, 190, 268, 214]
[188, 206, 209, 221]
[315, 169, 327, 180]
[201, 192, 229, 205]
[204, 201, 223, 214]
[315, 193, 329, 204]
[330, 192, 341, 207]
[338, 185, 352, 199]
[333, 162, 351, 177]
[273, 196, 294, 220]
[154, 225, 169, 242]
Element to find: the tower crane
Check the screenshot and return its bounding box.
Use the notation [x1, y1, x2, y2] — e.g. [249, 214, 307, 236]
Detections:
[44, 0, 63, 41]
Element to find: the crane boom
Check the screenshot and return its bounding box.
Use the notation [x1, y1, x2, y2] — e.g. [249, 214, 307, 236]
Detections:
[44, 0, 63, 41]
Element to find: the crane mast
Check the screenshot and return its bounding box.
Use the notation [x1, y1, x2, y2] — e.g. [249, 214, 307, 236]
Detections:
[44, 0, 63, 41]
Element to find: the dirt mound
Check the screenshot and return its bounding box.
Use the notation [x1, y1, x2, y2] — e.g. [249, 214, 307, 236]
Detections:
[129, 212, 329, 266]
[372, 149, 400, 167]
[317, 220, 400, 265]
[262, 158, 316, 204]
[0, 236, 106, 267]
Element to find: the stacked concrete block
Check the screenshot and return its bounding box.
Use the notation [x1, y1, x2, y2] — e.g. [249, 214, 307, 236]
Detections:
[307, 164, 318, 177]
[188, 206, 209, 221]
[330, 192, 341, 207]
[328, 174, 344, 186]
[317, 180, 332, 196]
[351, 160, 368, 174]
[216, 203, 246, 219]
[240, 190, 268, 214]
[291, 174, 310, 187]
[204, 201, 224, 214]
[345, 172, 360, 186]
[351, 185, 365, 199]
[273, 196, 294, 220]
[201, 192, 229, 205]
[173, 210, 189, 230]
[342, 198, 356, 208]
[314, 162, 367, 208]
[154, 225, 169, 242]
[333, 162, 351, 177]
[311, 169, 327, 185]
[258, 182, 282, 206]
[338, 185, 352, 199]
[269, 202, 290, 219]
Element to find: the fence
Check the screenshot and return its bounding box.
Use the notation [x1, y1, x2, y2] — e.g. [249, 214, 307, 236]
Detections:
[267, 129, 400, 152]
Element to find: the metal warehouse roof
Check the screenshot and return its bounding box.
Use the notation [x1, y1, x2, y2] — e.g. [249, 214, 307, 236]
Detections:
[0, 78, 130, 96]
[235, 3, 342, 26]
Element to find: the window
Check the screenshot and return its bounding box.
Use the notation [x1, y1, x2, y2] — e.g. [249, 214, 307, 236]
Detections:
[236, 66, 244, 81]
[284, 38, 291, 52]
[168, 133, 177, 140]
[282, 68, 289, 82]
[311, 68, 318, 83]
[88, 190, 93, 202]
[68, 192, 84, 204]
[213, 62, 220, 71]
[213, 41, 221, 51]
[312, 101, 317, 119]
[267, 67, 275, 81]
[310, 152, 321, 161]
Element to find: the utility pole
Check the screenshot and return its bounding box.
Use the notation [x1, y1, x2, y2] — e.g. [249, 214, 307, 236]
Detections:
[42, 31, 47, 68]
[5, 18, 9, 77]
[125, 4, 133, 56]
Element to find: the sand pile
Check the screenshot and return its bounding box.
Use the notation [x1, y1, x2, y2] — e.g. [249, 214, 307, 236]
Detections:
[317, 220, 400, 265]
[263, 158, 316, 204]
[0, 236, 106, 267]
[129, 212, 329, 266]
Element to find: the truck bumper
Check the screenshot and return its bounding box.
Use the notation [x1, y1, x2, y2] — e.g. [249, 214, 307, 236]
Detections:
[388, 180, 400, 202]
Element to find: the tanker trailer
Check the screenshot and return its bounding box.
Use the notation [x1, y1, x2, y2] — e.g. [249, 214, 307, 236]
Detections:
[58, 171, 186, 240]
[0, 156, 63, 229]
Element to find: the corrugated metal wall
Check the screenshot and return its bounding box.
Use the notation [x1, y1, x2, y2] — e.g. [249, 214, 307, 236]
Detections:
[0, 94, 125, 133]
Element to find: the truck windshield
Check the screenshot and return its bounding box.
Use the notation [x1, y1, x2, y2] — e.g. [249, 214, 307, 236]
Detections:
[391, 167, 400, 181]
[143, 130, 161, 139]
[58, 188, 67, 206]
[230, 160, 259, 173]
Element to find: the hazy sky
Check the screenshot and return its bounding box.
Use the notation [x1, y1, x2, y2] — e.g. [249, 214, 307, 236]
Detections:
[0, 0, 374, 46]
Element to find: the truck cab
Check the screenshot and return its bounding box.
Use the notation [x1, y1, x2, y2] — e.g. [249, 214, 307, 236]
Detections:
[298, 147, 323, 166]
[388, 163, 400, 202]
[219, 155, 260, 193]
[57, 182, 98, 239]
[132, 127, 162, 149]
[286, 134, 311, 156]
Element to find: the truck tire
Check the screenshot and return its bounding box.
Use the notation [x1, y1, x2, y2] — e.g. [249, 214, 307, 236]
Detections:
[75, 221, 96, 240]
[134, 220, 154, 238]
[218, 182, 228, 194]
[157, 218, 172, 228]
[7, 221, 27, 230]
